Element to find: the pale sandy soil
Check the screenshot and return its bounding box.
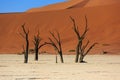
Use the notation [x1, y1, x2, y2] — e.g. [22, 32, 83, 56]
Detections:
[0, 0, 120, 54]
[0, 54, 120, 80]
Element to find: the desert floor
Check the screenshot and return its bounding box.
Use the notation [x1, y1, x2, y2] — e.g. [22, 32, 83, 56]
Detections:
[0, 54, 120, 80]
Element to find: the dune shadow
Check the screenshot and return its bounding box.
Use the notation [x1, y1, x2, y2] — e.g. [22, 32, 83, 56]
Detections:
[67, 0, 89, 9]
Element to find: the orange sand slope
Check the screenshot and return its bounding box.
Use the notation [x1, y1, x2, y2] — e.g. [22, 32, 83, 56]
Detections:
[27, 0, 84, 12]
[0, 0, 120, 54]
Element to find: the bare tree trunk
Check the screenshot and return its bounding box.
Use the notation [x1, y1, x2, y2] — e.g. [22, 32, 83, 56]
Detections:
[33, 32, 41, 61]
[70, 16, 97, 63]
[20, 23, 29, 63]
[59, 51, 64, 63]
[79, 54, 85, 63]
[75, 42, 80, 63]
[46, 31, 64, 63]
[56, 55, 58, 63]
[24, 37, 29, 63]
[35, 46, 39, 61]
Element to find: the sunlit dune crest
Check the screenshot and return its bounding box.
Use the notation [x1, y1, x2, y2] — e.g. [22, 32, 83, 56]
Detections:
[27, 0, 120, 12]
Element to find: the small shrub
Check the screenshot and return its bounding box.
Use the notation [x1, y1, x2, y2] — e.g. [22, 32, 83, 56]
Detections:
[69, 49, 75, 52]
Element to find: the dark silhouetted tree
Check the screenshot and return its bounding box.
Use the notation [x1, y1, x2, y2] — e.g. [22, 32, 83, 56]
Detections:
[33, 31, 47, 61]
[56, 54, 58, 63]
[46, 31, 64, 63]
[70, 16, 97, 63]
[20, 24, 29, 63]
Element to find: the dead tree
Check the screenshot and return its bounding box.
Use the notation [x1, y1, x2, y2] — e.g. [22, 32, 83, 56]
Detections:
[46, 31, 64, 63]
[33, 31, 41, 61]
[70, 16, 97, 63]
[33, 31, 47, 61]
[20, 24, 29, 63]
[56, 54, 58, 63]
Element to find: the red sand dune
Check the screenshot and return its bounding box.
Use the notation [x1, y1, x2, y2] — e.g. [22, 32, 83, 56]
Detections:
[27, 0, 84, 12]
[0, 0, 120, 54]
[27, 0, 120, 12]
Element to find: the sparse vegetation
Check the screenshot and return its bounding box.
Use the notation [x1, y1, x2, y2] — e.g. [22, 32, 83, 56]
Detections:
[45, 31, 64, 63]
[70, 16, 97, 63]
[69, 49, 75, 52]
[102, 50, 108, 54]
[33, 31, 41, 61]
[20, 23, 29, 63]
[56, 54, 58, 63]
[18, 16, 97, 64]
[33, 31, 47, 61]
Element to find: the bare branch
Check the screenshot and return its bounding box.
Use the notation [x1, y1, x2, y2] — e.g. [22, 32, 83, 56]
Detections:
[56, 31, 60, 42]
[56, 32, 61, 45]
[20, 23, 29, 63]
[21, 23, 29, 35]
[70, 16, 81, 39]
[19, 32, 25, 39]
[21, 23, 26, 34]
[82, 40, 89, 53]
[50, 31, 59, 44]
[84, 43, 98, 56]
[38, 42, 47, 49]
[56, 31, 62, 52]
[48, 37, 59, 51]
[33, 31, 41, 45]
[70, 16, 76, 29]
[81, 16, 89, 39]
[71, 15, 97, 63]
[46, 31, 64, 63]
